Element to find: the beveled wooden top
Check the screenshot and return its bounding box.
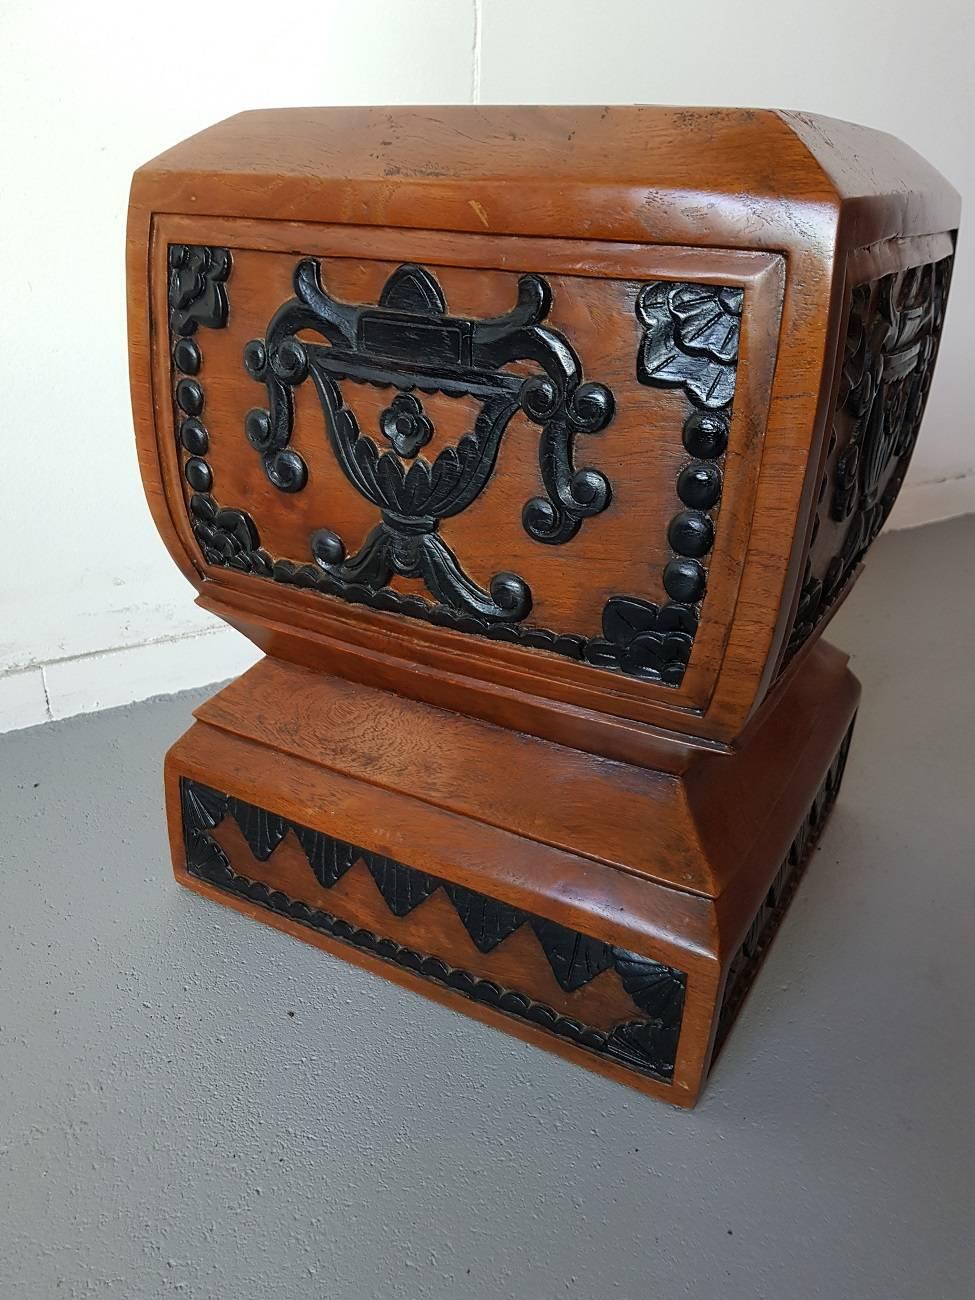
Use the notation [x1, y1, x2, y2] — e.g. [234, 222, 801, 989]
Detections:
[131, 106, 958, 248]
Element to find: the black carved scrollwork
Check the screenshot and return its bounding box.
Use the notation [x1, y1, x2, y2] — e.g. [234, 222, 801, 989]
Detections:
[242, 258, 614, 623]
[168, 248, 742, 689]
[168, 245, 236, 560]
[781, 255, 953, 668]
[180, 778, 687, 1082]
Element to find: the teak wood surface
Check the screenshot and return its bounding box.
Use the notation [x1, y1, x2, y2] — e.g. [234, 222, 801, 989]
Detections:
[128, 107, 958, 1103]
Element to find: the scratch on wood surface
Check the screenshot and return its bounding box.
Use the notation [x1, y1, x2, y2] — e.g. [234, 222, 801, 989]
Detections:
[468, 199, 490, 228]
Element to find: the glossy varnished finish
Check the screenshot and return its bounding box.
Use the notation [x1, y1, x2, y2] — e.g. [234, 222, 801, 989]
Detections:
[166, 641, 858, 1106]
[129, 107, 957, 743]
[129, 107, 956, 1102]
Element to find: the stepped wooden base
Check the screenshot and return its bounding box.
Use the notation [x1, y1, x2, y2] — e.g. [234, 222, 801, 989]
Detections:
[164, 639, 859, 1107]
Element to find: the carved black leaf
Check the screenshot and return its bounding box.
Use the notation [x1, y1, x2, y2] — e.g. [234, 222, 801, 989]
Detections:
[605, 1020, 680, 1080]
[365, 854, 442, 917]
[181, 779, 228, 836]
[445, 883, 528, 953]
[529, 919, 614, 992]
[229, 799, 289, 862]
[184, 829, 234, 884]
[292, 824, 359, 889]
[169, 245, 231, 335]
[612, 950, 687, 1023]
[584, 597, 696, 684]
[189, 494, 274, 576]
[636, 282, 741, 410]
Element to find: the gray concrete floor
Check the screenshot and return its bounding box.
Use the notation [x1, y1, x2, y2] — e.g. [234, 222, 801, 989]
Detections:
[1, 516, 974, 1300]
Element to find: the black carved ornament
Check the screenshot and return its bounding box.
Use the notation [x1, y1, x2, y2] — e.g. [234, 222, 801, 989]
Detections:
[169, 245, 231, 335]
[242, 260, 615, 624]
[180, 778, 688, 1082]
[783, 255, 952, 666]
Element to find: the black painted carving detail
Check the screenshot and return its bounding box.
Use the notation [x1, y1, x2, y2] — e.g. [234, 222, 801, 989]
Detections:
[637, 283, 741, 409]
[583, 597, 697, 685]
[168, 255, 738, 688]
[180, 779, 687, 1082]
[188, 494, 273, 575]
[529, 919, 615, 992]
[712, 717, 855, 1060]
[243, 259, 614, 621]
[780, 256, 953, 669]
[443, 883, 527, 954]
[182, 780, 229, 835]
[291, 823, 357, 890]
[169, 245, 231, 335]
[229, 799, 288, 862]
[365, 855, 441, 918]
[630, 281, 741, 685]
[380, 392, 433, 458]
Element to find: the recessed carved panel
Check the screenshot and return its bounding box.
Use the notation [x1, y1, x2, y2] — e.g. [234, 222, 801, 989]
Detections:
[168, 246, 751, 688]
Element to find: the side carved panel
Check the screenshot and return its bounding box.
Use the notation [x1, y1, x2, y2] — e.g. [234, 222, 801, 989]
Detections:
[780, 255, 953, 667]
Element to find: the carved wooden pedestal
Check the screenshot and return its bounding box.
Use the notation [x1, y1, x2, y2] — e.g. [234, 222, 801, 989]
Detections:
[129, 108, 957, 1106]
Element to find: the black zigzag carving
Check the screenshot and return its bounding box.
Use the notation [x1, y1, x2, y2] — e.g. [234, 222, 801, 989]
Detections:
[178, 778, 687, 1081]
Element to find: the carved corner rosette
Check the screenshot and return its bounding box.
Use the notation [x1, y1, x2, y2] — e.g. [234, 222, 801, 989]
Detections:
[180, 777, 688, 1083]
[781, 254, 953, 666]
[169, 244, 231, 336]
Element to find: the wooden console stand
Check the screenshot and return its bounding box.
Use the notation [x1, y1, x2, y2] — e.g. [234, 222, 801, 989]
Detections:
[129, 108, 957, 1105]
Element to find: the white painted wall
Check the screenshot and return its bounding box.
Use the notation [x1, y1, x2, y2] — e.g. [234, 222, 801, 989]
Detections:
[0, 0, 970, 732]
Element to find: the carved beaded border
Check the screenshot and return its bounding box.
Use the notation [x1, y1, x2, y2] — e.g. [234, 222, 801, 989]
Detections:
[170, 244, 229, 501]
[180, 777, 688, 1083]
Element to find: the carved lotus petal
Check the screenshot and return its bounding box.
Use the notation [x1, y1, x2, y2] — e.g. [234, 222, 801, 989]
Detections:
[401, 457, 435, 512]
